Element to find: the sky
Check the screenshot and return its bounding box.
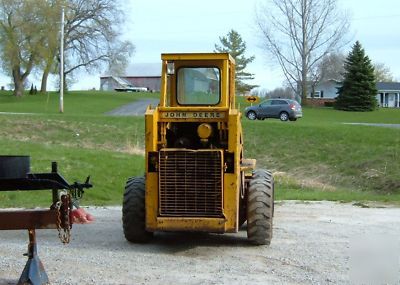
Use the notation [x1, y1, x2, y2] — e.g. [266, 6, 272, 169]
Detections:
[2, 0, 399, 91]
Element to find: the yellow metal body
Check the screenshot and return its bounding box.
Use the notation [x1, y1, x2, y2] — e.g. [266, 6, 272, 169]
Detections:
[144, 53, 252, 233]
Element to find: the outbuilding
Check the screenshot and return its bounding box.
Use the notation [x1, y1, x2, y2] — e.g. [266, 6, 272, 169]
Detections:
[100, 63, 161, 92]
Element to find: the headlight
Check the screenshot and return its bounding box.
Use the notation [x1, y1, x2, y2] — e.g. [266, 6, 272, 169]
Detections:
[197, 123, 213, 139]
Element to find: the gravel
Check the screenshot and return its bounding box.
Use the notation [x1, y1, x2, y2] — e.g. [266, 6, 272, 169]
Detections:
[106, 99, 159, 116]
[1, 201, 399, 285]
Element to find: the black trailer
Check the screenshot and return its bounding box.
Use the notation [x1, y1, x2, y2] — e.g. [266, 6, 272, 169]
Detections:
[0, 156, 92, 285]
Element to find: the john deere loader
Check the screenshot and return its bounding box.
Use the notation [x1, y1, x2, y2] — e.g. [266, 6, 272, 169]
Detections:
[122, 53, 274, 245]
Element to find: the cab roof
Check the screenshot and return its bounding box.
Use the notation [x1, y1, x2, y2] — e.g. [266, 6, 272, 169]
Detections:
[161, 53, 235, 64]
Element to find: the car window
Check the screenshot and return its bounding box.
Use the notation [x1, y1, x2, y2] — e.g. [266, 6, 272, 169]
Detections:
[260, 100, 272, 107]
[276, 100, 288, 105]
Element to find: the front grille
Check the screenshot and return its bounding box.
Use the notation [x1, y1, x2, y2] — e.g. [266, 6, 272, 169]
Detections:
[159, 149, 223, 217]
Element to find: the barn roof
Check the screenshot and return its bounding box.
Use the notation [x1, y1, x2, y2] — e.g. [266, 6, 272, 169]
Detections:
[101, 63, 161, 78]
[125, 63, 161, 77]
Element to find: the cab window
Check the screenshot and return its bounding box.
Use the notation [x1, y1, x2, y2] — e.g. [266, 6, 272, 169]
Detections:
[176, 67, 220, 105]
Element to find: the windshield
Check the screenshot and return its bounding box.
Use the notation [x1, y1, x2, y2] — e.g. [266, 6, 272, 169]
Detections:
[177, 67, 220, 105]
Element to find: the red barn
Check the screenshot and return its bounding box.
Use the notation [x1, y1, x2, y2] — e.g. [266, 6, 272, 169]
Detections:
[100, 63, 161, 92]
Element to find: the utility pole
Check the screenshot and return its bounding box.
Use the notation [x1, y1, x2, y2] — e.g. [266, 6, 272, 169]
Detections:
[60, 8, 64, 113]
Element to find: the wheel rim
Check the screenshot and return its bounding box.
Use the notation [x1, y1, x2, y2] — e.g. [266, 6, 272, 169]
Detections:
[280, 112, 288, 121]
[247, 112, 256, 120]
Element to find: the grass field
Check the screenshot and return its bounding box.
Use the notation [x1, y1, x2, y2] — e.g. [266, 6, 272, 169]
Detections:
[0, 90, 399, 207]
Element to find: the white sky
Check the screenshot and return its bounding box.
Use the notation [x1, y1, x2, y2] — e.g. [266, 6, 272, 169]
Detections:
[2, 0, 399, 91]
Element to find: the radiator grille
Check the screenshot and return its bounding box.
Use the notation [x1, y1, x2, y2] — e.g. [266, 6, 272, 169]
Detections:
[159, 150, 223, 217]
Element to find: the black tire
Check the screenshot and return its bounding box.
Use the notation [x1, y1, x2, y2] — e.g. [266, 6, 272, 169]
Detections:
[279, 112, 289, 121]
[247, 169, 274, 245]
[122, 176, 153, 243]
[247, 111, 257, 120]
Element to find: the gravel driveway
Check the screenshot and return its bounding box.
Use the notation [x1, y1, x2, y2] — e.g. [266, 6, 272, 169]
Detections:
[1, 201, 399, 285]
[106, 99, 159, 116]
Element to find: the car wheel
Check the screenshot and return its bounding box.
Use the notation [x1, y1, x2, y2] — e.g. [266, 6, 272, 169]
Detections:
[279, 112, 289, 121]
[247, 111, 257, 120]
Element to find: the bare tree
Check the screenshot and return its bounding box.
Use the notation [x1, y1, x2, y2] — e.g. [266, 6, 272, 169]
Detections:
[266, 87, 296, 100]
[309, 52, 345, 96]
[256, 0, 350, 103]
[40, 0, 134, 92]
[373, 62, 395, 82]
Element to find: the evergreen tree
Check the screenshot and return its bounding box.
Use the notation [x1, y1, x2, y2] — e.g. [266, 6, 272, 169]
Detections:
[215, 30, 257, 94]
[335, 41, 377, 111]
[29, 84, 34, 95]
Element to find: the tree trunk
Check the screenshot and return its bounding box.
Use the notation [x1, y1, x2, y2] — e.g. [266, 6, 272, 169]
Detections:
[40, 58, 54, 93]
[40, 69, 49, 93]
[12, 68, 24, 97]
[63, 72, 68, 92]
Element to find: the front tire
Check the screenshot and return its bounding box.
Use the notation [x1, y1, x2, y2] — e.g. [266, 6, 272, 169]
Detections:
[247, 169, 274, 245]
[247, 111, 257, 120]
[122, 176, 153, 243]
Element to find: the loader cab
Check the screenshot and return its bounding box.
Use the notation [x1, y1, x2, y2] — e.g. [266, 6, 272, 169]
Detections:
[159, 53, 236, 109]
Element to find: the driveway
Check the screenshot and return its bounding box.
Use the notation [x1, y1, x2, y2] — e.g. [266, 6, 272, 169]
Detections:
[106, 99, 159, 116]
[343, 122, 400, 129]
[1, 201, 399, 284]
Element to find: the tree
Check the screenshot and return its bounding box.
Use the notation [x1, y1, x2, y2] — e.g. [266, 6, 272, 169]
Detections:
[256, 0, 350, 104]
[335, 41, 377, 111]
[266, 86, 296, 99]
[215, 30, 257, 94]
[40, 0, 134, 92]
[373, 62, 395, 82]
[37, 0, 63, 93]
[307, 52, 345, 97]
[0, 0, 48, 96]
[316, 52, 345, 82]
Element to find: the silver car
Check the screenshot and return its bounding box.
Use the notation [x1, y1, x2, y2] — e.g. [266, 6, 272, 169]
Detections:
[244, 99, 303, 121]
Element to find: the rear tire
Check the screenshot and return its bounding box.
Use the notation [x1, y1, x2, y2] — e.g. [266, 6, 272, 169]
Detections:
[279, 112, 289, 121]
[247, 169, 274, 245]
[247, 111, 257, 120]
[122, 176, 153, 243]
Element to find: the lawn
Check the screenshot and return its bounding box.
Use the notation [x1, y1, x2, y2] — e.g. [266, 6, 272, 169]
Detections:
[0, 91, 399, 207]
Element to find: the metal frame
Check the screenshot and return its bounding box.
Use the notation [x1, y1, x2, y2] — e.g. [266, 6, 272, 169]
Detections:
[0, 160, 92, 285]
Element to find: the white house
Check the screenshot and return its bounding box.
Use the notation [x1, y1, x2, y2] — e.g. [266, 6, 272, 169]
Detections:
[376, 82, 400, 108]
[308, 80, 400, 108]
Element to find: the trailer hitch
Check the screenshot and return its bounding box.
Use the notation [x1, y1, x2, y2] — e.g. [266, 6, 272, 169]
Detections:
[0, 157, 93, 285]
[70, 175, 92, 200]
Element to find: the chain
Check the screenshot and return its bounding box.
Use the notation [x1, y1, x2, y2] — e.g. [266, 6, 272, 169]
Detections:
[54, 199, 71, 244]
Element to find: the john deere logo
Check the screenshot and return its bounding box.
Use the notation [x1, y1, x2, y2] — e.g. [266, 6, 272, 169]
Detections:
[161, 112, 226, 119]
[246, 96, 259, 103]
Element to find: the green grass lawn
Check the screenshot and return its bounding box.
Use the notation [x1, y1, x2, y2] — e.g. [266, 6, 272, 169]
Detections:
[0, 91, 399, 207]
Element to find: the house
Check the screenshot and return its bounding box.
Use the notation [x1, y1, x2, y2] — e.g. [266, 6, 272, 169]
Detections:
[307, 80, 400, 108]
[376, 82, 400, 108]
[100, 63, 161, 92]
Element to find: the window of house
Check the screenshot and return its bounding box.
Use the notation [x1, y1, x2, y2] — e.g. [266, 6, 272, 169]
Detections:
[313, 91, 321, 98]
